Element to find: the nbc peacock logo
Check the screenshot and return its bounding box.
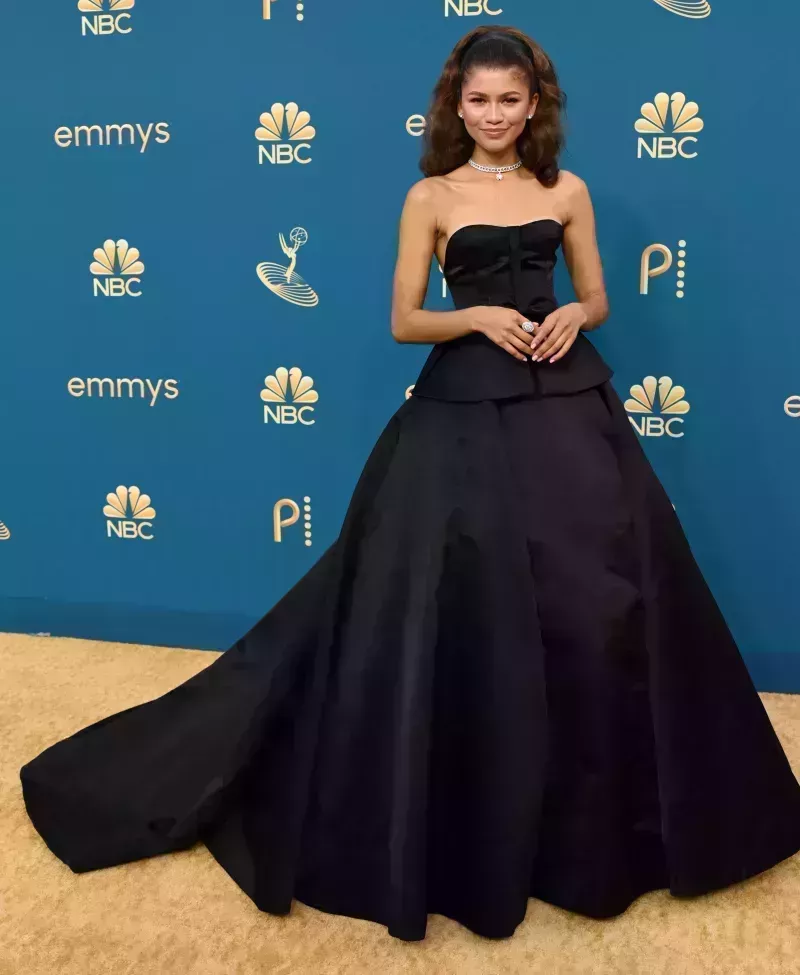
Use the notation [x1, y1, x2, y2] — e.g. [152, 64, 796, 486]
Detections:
[103, 485, 156, 540]
[256, 227, 318, 307]
[625, 376, 690, 438]
[651, 0, 710, 17]
[261, 367, 318, 425]
[255, 102, 316, 165]
[635, 92, 703, 159]
[0, 519, 10, 541]
[78, 0, 135, 36]
[90, 239, 145, 297]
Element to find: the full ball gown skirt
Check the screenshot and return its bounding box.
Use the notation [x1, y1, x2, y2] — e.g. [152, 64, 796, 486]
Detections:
[20, 221, 800, 941]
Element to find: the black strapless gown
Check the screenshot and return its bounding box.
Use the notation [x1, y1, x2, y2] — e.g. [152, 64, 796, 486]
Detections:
[20, 221, 800, 941]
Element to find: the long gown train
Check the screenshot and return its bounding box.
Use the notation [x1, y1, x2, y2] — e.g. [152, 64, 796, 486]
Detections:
[20, 382, 800, 940]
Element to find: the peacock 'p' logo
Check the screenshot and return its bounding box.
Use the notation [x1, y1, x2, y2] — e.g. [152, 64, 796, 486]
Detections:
[103, 485, 156, 540]
[261, 367, 318, 426]
[256, 102, 315, 165]
[0, 520, 10, 540]
[635, 92, 704, 160]
[625, 376, 690, 438]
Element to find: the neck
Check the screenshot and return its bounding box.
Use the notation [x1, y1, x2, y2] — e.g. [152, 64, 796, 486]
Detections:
[470, 146, 521, 168]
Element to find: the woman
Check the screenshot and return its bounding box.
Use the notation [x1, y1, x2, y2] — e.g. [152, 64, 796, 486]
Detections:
[20, 26, 800, 942]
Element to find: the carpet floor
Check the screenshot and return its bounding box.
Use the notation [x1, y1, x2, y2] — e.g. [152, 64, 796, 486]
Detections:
[3, 631, 800, 975]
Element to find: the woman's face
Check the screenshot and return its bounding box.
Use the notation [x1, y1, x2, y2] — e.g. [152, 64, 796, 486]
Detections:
[457, 66, 538, 152]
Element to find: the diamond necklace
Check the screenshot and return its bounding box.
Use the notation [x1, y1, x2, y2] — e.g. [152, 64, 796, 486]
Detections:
[467, 158, 523, 181]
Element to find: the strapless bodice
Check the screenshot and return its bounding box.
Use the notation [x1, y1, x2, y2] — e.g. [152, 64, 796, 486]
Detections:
[412, 220, 613, 401]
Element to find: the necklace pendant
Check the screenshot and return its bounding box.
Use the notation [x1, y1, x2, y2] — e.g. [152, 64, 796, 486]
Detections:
[496, 172, 503, 180]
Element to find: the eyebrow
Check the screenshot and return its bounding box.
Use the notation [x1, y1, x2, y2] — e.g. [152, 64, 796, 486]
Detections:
[464, 90, 523, 97]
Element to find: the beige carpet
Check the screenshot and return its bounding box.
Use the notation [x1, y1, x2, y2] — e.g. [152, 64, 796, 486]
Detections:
[3, 631, 800, 975]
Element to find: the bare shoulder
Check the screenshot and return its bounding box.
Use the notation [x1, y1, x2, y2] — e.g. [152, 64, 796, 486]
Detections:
[556, 169, 593, 225]
[404, 175, 443, 208]
[402, 175, 447, 236]
[557, 168, 589, 197]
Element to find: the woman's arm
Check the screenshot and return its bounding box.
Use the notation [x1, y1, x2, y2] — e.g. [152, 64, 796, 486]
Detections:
[390, 179, 477, 344]
[560, 174, 610, 332]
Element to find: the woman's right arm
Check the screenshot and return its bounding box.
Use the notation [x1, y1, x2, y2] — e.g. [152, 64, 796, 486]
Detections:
[390, 179, 478, 344]
[389, 180, 534, 362]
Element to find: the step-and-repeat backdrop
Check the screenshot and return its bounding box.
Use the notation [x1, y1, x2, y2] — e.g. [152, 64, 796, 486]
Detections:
[3, 0, 799, 690]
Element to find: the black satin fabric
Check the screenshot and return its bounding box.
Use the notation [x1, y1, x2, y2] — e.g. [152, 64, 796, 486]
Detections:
[413, 220, 613, 401]
[19, 226, 800, 942]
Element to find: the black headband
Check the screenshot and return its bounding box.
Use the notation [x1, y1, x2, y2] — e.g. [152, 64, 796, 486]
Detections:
[459, 32, 538, 87]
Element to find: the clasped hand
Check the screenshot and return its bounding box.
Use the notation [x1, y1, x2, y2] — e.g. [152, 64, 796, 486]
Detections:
[469, 303, 587, 364]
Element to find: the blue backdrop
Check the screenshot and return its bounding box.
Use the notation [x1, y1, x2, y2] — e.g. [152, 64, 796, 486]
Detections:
[2, 0, 799, 691]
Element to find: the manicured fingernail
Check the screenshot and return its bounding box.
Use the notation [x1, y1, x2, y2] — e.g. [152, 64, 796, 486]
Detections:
[549, 357, 555, 363]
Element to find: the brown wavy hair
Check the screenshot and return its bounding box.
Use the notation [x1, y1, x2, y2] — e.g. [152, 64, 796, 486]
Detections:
[419, 25, 566, 188]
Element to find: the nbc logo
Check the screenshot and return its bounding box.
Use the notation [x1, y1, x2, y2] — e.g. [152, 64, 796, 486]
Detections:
[78, 0, 134, 36]
[625, 376, 690, 437]
[652, 0, 710, 17]
[261, 367, 318, 424]
[273, 496, 312, 546]
[444, 0, 503, 15]
[635, 92, 703, 159]
[256, 102, 315, 165]
[103, 485, 156, 540]
[0, 519, 10, 540]
[256, 228, 319, 306]
[641, 239, 688, 298]
[90, 239, 144, 296]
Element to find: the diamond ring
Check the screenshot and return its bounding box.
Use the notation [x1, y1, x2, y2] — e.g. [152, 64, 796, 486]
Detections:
[521, 321, 535, 333]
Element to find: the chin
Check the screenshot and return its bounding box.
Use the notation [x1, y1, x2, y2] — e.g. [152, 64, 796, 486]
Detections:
[479, 139, 515, 152]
